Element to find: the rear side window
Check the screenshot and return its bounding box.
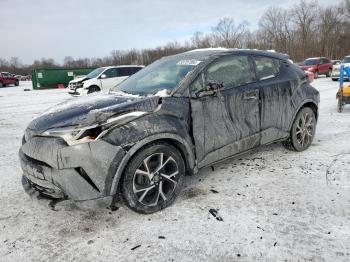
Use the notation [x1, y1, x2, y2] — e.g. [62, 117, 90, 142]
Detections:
[117, 68, 132, 77]
[254, 57, 280, 80]
[322, 58, 330, 64]
[131, 67, 142, 74]
[205, 55, 254, 89]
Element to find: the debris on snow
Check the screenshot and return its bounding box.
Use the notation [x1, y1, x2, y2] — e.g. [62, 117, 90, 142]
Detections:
[209, 209, 223, 221]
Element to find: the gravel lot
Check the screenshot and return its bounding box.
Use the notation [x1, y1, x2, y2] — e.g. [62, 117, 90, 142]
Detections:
[1, 78, 350, 261]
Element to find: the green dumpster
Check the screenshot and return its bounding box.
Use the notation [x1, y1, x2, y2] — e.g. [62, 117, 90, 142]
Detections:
[31, 68, 96, 89]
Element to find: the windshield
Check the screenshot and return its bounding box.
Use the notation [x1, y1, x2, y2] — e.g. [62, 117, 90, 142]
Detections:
[113, 57, 200, 95]
[342, 57, 350, 63]
[86, 68, 105, 79]
[302, 59, 318, 66]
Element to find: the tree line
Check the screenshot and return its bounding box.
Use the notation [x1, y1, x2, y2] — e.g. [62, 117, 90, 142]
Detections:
[1, 0, 349, 75]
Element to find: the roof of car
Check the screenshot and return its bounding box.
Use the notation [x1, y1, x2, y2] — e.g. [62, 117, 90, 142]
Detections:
[305, 57, 327, 60]
[103, 65, 144, 69]
[167, 48, 290, 62]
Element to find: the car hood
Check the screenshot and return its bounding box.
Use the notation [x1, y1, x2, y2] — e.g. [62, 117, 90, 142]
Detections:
[69, 76, 88, 83]
[27, 93, 160, 132]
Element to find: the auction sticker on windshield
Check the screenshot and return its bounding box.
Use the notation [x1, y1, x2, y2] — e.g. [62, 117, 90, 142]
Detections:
[176, 60, 201, 66]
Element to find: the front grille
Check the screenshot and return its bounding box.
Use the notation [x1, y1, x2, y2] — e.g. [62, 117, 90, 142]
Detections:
[69, 82, 83, 90]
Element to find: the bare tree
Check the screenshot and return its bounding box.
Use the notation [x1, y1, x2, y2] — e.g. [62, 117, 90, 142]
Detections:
[290, 0, 319, 60]
[212, 17, 248, 48]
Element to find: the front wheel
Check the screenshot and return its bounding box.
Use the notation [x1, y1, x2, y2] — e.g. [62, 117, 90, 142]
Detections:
[283, 107, 316, 152]
[326, 70, 332, 77]
[121, 143, 185, 214]
[87, 85, 100, 94]
[15, 80, 19, 86]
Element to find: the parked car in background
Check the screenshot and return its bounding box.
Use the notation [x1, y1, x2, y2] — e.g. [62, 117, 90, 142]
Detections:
[332, 60, 341, 66]
[0, 72, 19, 87]
[68, 65, 144, 96]
[331, 55, 350, 81]
[305, 70, 315, 82]
[299, 57, 333, 79]
[20, 49, 319, 214]
[21, 75, 31, 81]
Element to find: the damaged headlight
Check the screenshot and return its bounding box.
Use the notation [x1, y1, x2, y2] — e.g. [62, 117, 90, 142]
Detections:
[42, 111, 147, 146]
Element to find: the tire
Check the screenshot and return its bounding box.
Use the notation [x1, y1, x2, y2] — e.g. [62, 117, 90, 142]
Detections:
[87, 85, 100, 94]
[15, 80, 19, 86]
[0, 82, 3, 88]
[326, 70, 332, 78]
[121, 143, 185, 214]
[338, 96, 344, 113]
[332, 78, 338, 82]
[282, 107, 316, 152]
[314, 71, 319, 79]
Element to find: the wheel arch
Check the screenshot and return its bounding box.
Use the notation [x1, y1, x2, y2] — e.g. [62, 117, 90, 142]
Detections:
[89, 85, 100, 91]
[288, 100, 319, 131]
[109, 133, 196, 196]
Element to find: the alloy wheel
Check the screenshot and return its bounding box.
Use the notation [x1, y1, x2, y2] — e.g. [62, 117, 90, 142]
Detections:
[132, 153, 180, 207]
[295, 111, 315, 148]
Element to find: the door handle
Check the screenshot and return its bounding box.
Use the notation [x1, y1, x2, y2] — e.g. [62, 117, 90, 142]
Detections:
[243, 91, 258, 100]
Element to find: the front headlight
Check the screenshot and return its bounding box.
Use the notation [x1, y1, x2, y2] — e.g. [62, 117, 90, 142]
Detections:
[42, 111, 147, 145]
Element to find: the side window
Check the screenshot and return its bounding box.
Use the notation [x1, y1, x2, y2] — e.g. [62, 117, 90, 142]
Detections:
[103, 68, 117, 78]
[190, 74, 204, 93]
[205, 55, 254, 88]
[254, 57, 280, 80]
[132, 67, 142, 74]
[117, 68, 131, 77]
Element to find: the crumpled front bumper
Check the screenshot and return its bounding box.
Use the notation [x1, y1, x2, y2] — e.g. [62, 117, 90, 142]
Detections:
[19, 134, 126, 201]
[68, 87, 88, 96]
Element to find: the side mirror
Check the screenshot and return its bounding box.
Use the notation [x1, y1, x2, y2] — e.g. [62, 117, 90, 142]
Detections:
[100, 74, 107, 79]
[194, 80, 224, 98]
[206, 80, 224, 91]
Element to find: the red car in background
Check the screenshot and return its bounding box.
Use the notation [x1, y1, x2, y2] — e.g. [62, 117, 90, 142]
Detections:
[299, 57, 333, 79]
[0, 72, 19, 87]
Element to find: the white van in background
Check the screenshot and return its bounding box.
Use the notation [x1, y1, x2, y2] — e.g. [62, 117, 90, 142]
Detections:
[68, 65, 144, 96]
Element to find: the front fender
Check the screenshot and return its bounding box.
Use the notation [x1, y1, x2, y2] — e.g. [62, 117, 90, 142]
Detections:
[101, 97, 195, 195]
[108, 132, 195, 195]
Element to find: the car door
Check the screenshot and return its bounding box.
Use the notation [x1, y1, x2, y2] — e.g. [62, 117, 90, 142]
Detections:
[115, 67, 131, 86]
[3, 73, 10, 84]
[253, 56, 293, 144]
[100, 68, 118, 91]
[190, 55, 260, 168]
[323, 58, 331, 74]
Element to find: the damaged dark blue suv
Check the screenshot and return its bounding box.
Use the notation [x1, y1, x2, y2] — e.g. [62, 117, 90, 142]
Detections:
[19, 49, 320, 213]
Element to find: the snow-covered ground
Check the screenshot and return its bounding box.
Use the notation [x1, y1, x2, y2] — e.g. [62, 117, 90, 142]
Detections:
[0, 79, 350, 261]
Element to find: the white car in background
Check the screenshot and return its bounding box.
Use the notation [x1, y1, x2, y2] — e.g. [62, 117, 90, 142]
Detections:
[68, 65, 144, 96]
[331, 56, 350, 81]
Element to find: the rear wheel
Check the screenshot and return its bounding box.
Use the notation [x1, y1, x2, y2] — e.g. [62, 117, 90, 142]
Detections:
[87, 85, 100, 94]
[15, 80, 19, 86]
[121, 143, 185, 214]
[326, 70, 331, 77]
[283, 107, 316, 152]
[338, 96, 344, 113]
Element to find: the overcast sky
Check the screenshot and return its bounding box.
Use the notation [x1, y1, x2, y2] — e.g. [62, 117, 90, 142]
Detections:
[0, 0, 342, 64]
